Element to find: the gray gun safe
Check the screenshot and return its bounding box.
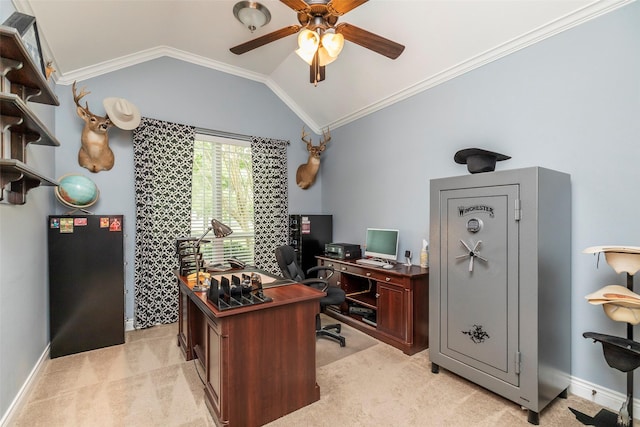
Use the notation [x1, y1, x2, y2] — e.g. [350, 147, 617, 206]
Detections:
[429, 167, 571, 425]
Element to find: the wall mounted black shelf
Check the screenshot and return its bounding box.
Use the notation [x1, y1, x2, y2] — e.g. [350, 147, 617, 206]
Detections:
[1, 93, 61, 148]
[1, 22, 59, 205]
[0, 159, 58, 204]
[0, 26, 58, 106]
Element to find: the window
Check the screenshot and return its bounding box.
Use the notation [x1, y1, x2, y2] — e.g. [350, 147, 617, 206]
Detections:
[191, 133, 254, 265]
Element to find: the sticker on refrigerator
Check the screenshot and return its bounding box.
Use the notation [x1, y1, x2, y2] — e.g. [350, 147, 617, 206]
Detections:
[100, 217, 110, 228]
[74, 218, 88, 226]
[50, 218, 60, 229]
[109, 217, 122, 232]
[60, 218, 74, 233]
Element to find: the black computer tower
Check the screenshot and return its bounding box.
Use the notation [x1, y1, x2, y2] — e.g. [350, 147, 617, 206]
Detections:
[47, 215, 125, 358]
[289, 214, 333, 273]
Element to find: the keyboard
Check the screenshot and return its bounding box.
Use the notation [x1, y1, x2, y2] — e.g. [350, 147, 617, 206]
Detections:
[356, 258, 387, 267]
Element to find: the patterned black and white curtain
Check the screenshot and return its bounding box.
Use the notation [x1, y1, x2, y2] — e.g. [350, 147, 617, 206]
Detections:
[132, 117, 195, 329]
[251, 136, 289, 275]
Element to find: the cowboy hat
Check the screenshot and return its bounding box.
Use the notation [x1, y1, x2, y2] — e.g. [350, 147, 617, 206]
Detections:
[584, 332, 640, 372]
[585, 284, 640, 307]
[602, 304, 640, 325]
[583, 246, 640, 275]
[454, 148, 511, 174]
[103, 97, 141, 130]
[585, 285, 640, 324]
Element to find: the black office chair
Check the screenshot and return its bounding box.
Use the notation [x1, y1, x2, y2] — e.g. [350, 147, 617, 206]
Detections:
[275, 245, 346, 347]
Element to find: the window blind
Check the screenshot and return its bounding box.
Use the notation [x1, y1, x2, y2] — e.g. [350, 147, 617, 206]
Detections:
[191, 133, 255, 265]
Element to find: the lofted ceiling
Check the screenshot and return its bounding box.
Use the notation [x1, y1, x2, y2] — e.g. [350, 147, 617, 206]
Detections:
[12, 0, 630, 133]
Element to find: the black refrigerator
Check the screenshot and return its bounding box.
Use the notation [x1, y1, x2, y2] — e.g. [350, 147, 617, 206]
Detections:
[47, 215, 125, 358]
[289, 214, 333, 273]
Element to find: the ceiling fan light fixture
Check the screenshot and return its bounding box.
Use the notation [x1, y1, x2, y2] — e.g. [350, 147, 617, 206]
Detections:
[295, 48, 315, 65]
[321, 32, 344, 58]
[233, 1, 271, 33]
[317, 47, 338, 66]
[296, 29, 320, 65]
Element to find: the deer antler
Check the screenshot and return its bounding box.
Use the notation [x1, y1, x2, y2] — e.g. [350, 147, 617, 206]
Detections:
[301, 126, 312, 149]
[319, 127, 331, 150]
[72, 81, 92, 111]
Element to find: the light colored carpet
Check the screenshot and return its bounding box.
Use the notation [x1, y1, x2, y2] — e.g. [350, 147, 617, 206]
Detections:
[315, 314, 378, 368]
[9, 317, 614, 426]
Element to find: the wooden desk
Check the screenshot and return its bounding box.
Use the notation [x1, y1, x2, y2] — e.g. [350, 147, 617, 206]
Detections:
[316, 256, 429, 355]
[176, 271, 323, 427]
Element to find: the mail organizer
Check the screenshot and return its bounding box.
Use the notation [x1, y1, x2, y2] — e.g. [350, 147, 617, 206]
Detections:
[206, 272, 273, 311]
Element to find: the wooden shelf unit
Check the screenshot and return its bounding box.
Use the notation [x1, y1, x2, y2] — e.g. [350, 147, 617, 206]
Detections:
[316, 255, 429, 355]
[1, 25, 59, 204]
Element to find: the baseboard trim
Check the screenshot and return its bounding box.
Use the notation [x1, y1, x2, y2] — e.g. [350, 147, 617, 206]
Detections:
[125, 318, 134, 331]
[569, 375, 636, 418]
[0, 344, 50, 427]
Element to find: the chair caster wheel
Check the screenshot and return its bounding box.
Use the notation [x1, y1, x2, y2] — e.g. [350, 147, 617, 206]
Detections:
[340, 338, 346, 347]
[336, 324, 342, 333]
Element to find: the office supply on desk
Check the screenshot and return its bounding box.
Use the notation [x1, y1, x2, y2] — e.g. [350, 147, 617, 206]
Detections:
[356, 258, 387, 267]
[364, 228, 399, 262]
[276, 245, 346, 347]
[207, 263, 233, 272]
[205, 271, 273, 310]
[325, 242, 361, 260]
[226, 257, 246, 269]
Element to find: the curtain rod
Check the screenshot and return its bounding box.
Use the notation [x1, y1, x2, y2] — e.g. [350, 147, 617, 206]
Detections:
[195, 128, 252, 142]
[195, 127, 290, 145]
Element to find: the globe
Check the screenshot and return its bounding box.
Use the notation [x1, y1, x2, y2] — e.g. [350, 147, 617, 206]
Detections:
[55, 174, 100, 209]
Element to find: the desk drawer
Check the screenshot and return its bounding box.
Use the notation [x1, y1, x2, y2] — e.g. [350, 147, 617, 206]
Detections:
[320, 260, 368, 279]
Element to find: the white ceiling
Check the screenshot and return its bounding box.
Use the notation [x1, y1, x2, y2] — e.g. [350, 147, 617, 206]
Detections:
[14, 0, 631, 133]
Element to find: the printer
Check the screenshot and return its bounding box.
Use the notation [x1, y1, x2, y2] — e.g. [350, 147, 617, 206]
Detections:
[325, 243, 361, 260]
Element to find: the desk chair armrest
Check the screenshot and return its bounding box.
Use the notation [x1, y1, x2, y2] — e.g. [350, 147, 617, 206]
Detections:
[300, 277, 329, 292]
[306, 265, 334, 281]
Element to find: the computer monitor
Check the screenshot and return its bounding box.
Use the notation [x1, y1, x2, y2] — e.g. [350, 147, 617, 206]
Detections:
[364, 228, 399, 261]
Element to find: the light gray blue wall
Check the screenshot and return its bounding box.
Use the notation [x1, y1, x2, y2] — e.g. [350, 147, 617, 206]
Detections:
[322, 2, 640, 393]
[2, 0, 639, 420]
[0, 0, 58, 419]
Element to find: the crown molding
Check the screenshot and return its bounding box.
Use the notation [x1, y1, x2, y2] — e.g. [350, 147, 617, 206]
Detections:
[54, 46, 268, 86]
[323, 0, 634, 130]
[23, 0, 633, 132]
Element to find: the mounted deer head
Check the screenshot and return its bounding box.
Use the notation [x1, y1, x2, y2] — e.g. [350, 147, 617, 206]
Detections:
[296, 126, 331, 189]
[72, 81, 114, 173]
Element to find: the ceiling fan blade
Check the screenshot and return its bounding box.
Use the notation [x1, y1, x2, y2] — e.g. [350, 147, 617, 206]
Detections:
[328, 0, 368, 15]
[336, 23, 405, 60]
[280, 0, 310, 12]
[230, 25, 302, 55]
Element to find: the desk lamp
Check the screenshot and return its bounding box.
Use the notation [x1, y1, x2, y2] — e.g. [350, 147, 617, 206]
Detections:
[194, 219, 233, 291]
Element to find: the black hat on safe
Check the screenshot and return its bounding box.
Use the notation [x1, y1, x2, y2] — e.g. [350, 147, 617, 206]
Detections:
[454, 148, 511, 174]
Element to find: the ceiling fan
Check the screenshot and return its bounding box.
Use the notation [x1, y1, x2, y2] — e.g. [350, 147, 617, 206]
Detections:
[230, 0, 405, 85]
